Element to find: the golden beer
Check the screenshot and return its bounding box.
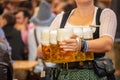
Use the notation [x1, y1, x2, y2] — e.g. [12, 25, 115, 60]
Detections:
[56, 28, 75, 63]
[76, 51, 86, 61]
[41, 29, 51, 61]
[53, 42, 75, 63]
[83, 27, 94, 60]
[50, 44, 58, 62]
[49, 30, 58, 62]
[42, 45, 51, 61]
[73, 27, 86, 61]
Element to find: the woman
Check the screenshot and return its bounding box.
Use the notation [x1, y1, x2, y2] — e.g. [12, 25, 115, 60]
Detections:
[37, 0, 117, 80]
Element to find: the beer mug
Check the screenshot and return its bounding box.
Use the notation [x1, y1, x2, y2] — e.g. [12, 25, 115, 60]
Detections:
[41, 29, 50, 61]
[49, 29, 58, 63]
[73, 27, 85, 61]
[56, 28, 75, 63]
[83, 27, 94, 60]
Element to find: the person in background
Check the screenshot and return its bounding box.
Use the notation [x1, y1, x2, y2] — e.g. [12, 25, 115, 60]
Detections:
[31, 0, 40, 16]
[51, 0, 66, 14]
[0, 12, 24, 60]
[111, 0, 120, 80]
[29, 0, 55, 61]
[0, 29, 17, 80]
[2, 1, 16, 15]
[38, 0, 117, 80]
[0, 12, 27, 80]
[28, 1, 56, 79]
[18, 1, 34, 16]
[0, 3, 12, 56]
[63, 0, 76, 12]
[0, 28, 11, 54]
[0, 38, 13, 80]
[14, 8, 32, 31]
[18, 0, 34, 16]
[2, 1, 16, 11]
[14, 8, 32, 60]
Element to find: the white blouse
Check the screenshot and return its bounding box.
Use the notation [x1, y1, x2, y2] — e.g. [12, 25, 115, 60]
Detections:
[50, 7, 117, 40]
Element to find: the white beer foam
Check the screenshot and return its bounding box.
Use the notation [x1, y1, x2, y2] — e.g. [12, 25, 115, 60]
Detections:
[50, 30, 57, 44]
[83, 27, 93, 39]
[57, 28, 73, 41]
[41, 29, 50, 46]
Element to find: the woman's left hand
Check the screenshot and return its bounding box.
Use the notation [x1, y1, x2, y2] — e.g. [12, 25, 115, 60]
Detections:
[59, 34, 81, 52]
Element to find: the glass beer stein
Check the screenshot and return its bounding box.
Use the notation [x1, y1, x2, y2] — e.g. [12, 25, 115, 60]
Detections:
[49, 30, 58, 63]
[83, 27, 94, 60]
[56, 28, 75, 63]
[41, 29, 50, 62]
[73, 27, 86, 61]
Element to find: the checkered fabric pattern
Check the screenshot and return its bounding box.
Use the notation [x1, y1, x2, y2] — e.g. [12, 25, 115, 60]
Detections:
[58, 69, 107, 80]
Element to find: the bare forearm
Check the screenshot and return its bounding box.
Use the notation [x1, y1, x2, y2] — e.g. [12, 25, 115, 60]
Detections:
[88, 36, 113, 53]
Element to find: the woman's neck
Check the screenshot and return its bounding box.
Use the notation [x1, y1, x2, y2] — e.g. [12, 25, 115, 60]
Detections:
[76, 1, 95, 17]
[69, 1, 95, 26]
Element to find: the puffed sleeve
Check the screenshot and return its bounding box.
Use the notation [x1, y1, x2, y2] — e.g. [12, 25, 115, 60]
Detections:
[50, 12, 64, 29]
[100, 8, 117, 40]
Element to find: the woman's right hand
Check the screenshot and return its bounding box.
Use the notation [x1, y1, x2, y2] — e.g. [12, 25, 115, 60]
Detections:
[59, 34, 81, 52]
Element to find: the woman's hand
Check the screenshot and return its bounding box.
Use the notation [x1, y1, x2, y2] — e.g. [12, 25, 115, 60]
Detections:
[59, 34, 81, 52]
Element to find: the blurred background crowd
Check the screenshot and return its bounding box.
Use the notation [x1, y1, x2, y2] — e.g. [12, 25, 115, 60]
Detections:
[0, 0, 120, 80]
